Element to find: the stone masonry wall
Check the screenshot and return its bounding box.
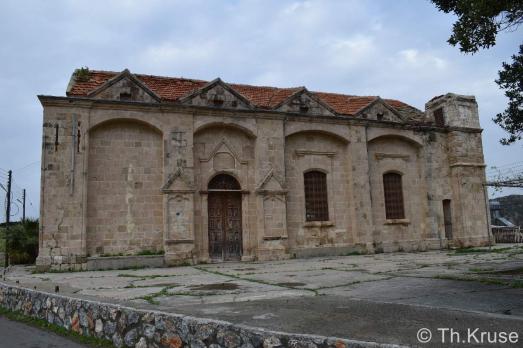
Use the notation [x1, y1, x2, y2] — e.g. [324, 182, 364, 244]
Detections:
[86, 120, 164, 256]
[0, 282, 401, 348]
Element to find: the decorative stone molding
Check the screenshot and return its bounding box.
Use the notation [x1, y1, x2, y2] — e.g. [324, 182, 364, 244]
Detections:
[374, 153, 410, 161]
[449, 162, 486, 168]
[199, 139, 248, 165]
[295, 150, 336, 158]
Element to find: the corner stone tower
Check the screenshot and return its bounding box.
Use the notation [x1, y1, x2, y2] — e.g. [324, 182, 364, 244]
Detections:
[426, 93, 491, 247]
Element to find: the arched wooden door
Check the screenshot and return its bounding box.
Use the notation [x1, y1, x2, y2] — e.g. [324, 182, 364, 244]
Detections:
[208, 174, 242, 261]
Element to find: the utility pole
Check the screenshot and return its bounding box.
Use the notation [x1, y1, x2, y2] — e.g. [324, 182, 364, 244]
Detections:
[22, 189, 26, 221]
[4, 170, 12, 267]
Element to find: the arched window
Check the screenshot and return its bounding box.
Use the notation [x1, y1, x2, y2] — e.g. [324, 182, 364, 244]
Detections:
[383, 172, 405, 219]
[304, 171, 329, 221]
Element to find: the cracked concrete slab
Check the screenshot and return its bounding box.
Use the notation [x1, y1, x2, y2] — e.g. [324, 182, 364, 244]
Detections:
[3, 244, 523, 346]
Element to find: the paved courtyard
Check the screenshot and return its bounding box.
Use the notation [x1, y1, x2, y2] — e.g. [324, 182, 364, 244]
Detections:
[4, 245, 523, 347]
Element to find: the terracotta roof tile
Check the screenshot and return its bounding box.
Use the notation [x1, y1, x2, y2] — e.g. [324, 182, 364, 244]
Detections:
[67, 70, 421, 117]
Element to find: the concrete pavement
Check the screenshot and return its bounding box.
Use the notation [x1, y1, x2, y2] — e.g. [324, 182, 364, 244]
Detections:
[3, 244, 523, 346]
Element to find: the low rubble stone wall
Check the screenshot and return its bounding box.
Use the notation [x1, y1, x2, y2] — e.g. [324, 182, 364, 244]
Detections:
[0, 282, 402, 348]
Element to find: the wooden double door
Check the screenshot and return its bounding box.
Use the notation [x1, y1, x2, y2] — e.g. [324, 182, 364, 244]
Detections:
[208, 191, 242, 260]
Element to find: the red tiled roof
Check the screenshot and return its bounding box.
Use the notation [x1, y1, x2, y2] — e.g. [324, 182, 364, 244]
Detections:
[67, 70, 420, 117]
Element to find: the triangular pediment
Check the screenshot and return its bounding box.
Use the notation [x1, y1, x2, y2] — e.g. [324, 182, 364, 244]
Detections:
[275, 88, 336, 116]
[199, 138, 247, 165]
[256, 169, 285, 192]
[162, 168, 194, 192]
[87, 69, 161, 103]
[355, 97, 405, 123]
[178, 78, 253, 110]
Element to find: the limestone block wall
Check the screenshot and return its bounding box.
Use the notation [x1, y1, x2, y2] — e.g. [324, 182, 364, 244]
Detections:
[285, 130, 352, 251]
[86, 120, 164, 256]
[38, 105, 90, 268]
[367, 135, 428, 251]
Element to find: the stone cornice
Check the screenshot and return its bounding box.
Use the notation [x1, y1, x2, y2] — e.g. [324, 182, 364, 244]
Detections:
[37, 95, 483, 134]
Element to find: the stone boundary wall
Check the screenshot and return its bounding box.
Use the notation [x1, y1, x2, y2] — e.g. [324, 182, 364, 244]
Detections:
[0, 282, 404, 348]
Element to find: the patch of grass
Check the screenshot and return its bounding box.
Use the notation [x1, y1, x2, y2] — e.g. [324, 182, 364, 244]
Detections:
[118, 273, 172, 279]
[170, 291, 220, 297]
[117, 273, 144, 278]
[452, 246, 517, 255]
[434, 274, 523, 288]
[32, 268, 86, 274]
[137, 285, 177, 305]
[468, 267, 495, 273]
[0, 306, 113, 348]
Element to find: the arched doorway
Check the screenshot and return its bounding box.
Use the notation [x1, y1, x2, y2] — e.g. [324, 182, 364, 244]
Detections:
[208, 174, 242, 261]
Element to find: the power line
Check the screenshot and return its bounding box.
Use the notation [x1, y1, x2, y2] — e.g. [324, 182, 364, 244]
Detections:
[14, 160, 40, 172]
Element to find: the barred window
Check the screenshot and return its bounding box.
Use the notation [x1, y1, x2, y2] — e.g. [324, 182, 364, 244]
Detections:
[383, 172, 405, 219]
[304, 171, 329, 221]
[434, 107, 445, 127]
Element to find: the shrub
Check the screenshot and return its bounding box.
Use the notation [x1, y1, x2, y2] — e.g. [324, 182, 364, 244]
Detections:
[0, 219, 39, 264]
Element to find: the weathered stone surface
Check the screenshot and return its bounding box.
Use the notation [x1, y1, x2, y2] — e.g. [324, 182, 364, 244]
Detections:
[95, 319, 103, 333]
[143, 324, 155, 339]
[105, 320, 117, 336]
[136, 337, 148, 348]
[125, 328, 138, 347]
[161, 333, 183, 348]
[113, 332, 124, 348]
[263, 336, 282, 348]
[217, 329, 242, 348]
[71, 312, 81, 333]
[190, 338, 207, 348]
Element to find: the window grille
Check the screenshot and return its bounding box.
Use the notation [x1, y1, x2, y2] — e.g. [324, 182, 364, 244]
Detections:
[434, 108, 445, 127]
[383, 172, 405, 219]
[304, 171, 329, 221]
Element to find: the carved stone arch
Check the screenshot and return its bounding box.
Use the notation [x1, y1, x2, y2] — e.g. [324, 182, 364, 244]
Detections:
[304, 167, 330, 175]
[367, 133, 423, 148]
[194, 122, 257, 140]
[207, 172, 242, 190]
[285, 129, 350, 145]
[88, 117, 163, 136]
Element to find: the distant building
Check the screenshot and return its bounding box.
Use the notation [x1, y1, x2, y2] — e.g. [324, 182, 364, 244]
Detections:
[490, 200, 516, 227]
[37, 69, 490, 270]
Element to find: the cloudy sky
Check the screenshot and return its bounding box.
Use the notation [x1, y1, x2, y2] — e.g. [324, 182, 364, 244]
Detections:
[0, 0, 521, 220]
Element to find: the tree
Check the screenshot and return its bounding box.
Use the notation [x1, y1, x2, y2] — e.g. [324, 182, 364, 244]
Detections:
[431, 0, 523, 144]
[494, 45, 523, 144]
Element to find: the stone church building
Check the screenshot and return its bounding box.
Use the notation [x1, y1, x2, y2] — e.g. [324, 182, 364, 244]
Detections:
[36, 69, 490, 270]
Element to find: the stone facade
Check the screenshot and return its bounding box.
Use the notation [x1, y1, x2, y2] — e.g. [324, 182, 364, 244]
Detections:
[36, 69, 491, 270]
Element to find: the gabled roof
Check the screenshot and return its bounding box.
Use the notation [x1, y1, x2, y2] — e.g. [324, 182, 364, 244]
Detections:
[66, 69, 423, 118]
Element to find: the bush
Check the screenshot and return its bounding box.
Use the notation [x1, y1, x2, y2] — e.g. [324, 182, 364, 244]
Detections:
[0, 219, 39, 264]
